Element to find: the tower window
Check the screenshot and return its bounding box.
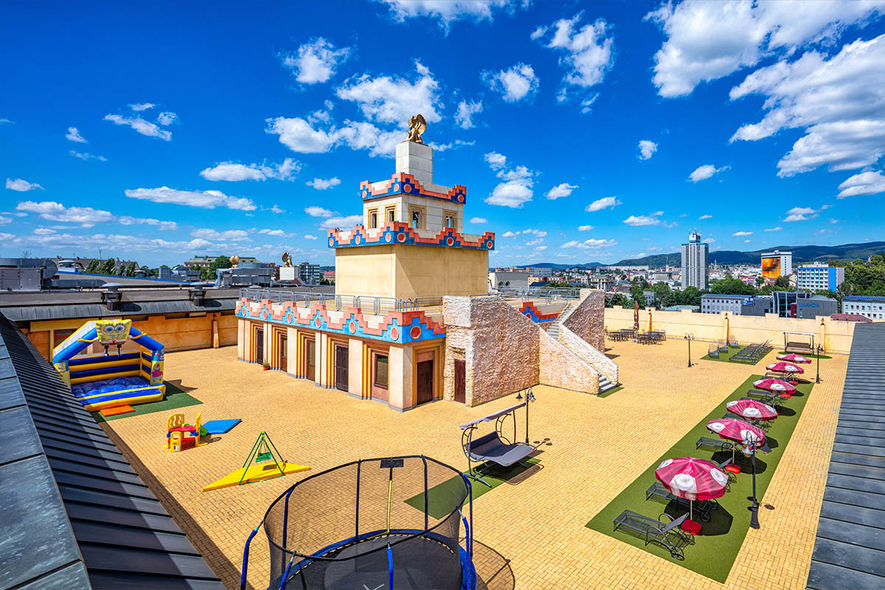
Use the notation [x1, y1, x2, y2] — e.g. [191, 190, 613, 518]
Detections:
[370, 211, 378, 229]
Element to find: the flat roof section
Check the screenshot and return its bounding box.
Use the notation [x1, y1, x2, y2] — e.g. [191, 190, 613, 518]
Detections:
[806, 322, 885, 590]
[0, 311, 223, 589]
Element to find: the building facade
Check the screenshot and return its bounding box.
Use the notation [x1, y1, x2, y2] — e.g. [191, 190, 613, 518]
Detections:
[761, 250, 793, 279]
[489, 269, 530, 292]
[773, 290, 811, 317]
[681, 230, 709, 289]
[796, 295, 838, 319]
[298, 262, 322, 285]
[796, 264, 844, 292]
[842, 296, 885, 320]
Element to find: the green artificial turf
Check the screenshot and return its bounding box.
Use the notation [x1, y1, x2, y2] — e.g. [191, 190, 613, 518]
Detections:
[405, 458, 541, 518]
[779, 350, 832, 360]
[92, 381, 202, 423]
[597, 384, 624, 398]
[586, 374, 813, 583]
[701, 345, 754, 364]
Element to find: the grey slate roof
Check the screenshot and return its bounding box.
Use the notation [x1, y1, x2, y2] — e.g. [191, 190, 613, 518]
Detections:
[806, 322, 885, 590]
[0, 298, 236, 323]
[0, 311, 223, 589]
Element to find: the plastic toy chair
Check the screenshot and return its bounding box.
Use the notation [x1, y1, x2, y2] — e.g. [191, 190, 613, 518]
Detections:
[169, 431, 183, 452]
[168, 413, 185, 430]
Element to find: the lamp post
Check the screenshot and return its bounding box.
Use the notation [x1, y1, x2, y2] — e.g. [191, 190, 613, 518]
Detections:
[747, 442, 760, 529]
[815, 344, 822, 384]
[684, 333, 694, 368]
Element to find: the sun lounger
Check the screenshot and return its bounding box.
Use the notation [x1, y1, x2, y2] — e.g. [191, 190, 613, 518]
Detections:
[460, 403, 536, 487]
[696, 436, 734, 452]
[645, 482, 717, 521]
[613, 510, 694, 560]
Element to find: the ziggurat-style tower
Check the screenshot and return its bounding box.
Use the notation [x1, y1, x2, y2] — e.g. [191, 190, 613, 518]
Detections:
[328, 115, 494, 299]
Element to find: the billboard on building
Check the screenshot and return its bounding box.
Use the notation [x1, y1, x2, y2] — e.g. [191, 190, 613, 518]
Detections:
[762, 256, 781, 279]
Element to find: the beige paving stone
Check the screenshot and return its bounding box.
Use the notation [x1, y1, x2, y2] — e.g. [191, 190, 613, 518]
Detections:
[102, 338, 847, 589]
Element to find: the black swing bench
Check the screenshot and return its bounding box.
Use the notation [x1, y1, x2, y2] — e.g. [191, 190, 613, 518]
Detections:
[460, 400, 537, 487]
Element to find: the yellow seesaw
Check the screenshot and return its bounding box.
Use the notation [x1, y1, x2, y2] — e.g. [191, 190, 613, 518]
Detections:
[202, 431, 308, 492]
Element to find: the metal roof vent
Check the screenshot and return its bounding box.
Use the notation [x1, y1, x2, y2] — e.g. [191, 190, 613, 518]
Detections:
[190, 286, 206, 306]
[102, 283, 122, 310]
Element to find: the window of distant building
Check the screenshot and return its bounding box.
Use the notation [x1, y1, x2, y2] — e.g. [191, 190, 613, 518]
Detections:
[409, 207, 425, 229]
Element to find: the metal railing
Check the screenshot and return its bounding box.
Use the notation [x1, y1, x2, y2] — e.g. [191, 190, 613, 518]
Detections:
[494, 287, 583, 301]
[239, 288, 442, 315]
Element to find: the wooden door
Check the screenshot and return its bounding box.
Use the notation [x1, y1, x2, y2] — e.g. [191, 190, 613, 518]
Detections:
[335, 345, 349, 392]
[371, 352, 388, 401]
[255, 327, 264, 364]
[305, 338, 316, 381]
[454, 360, 466, 403]
[279, 336, 287, 370]
[416, 360, 434, 405]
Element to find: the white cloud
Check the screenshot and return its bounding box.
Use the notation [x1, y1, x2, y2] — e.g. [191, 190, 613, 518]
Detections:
[104, 113, 173, 141]
[320, 214, 362, 229]
[258, 229, 288, 237]
[118, 216, 178, 231]
[265, 117, 337, 153]
[623, 211, 665, 226]
[546, 183, 577, 200]
[784, 206, 819, 222]
[334, 120, 402, 158]
[200, 159, 300, 181]
[16, 200, 114, 227]
[469, 217, 487, 224]
[561, 238, 617, 249]
[526, 238, 544, 246]
[733, 231, 753, 236]
[6, 178, 43, 192]
[70, 150, 107, 161]
[646, 0, 884, 97]
[689, 164, 729, 182]
[376, 0, 525, 29]
[129, 103, 155, 111]
[730, 35, 885, 177]
[638, 140, 658, 160]
[578, 224, 594, 231]
[585, 196, 621, 212]
[304, 234, 318, 240]
[532, 13, 615, 111]
[266, 116, 401, 158]
[429, 139, 475, 152]
[337, 62, 442, 124]
[483, 63, 539, 102]
[305, 206, 334, 218]
[66, 127, 87, 143]
[306, 177, 342, 190]
[282, 38, 351, 84]
[192, 228, 250, 241]
[484, 154, 536, 208]
[124, 186, 256, 211]
[271, 205, 284, 214]
[0, 216, 11, 224]
[699, 214, 713, 220]
[455, 100, 483, 129]
[764, 226, 783, 231]
[838, 170, 885, 198]
[157, 112, 177, 126]
[0, 118, 13, 125]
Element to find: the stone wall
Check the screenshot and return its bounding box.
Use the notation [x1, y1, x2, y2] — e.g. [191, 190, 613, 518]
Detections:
[563, 289, 606, 351]
[538, 328, 599, 394]
[560, 324, 617, 385]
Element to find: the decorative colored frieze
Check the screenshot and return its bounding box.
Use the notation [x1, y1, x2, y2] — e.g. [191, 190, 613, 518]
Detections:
[360, 173, 466, 204]
[327, 222, 495, 250]
[519, 301, 559, 323]
[236, 298, 446, 344]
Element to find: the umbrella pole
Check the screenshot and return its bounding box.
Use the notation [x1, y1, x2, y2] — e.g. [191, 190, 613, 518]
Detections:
[690, 500, 693, 522]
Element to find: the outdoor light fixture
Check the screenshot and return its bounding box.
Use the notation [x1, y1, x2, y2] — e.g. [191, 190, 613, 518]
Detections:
[524, 388, 535, 444]
[684, 333, 695, 368]
[815, 344, 822, 384]
[743, 439, 761, 529]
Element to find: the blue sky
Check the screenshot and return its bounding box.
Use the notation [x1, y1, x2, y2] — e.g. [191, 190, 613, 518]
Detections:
[2, 0, 884, 267]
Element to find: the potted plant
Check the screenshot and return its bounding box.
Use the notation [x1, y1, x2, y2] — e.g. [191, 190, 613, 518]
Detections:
[262, 362, 270, 371]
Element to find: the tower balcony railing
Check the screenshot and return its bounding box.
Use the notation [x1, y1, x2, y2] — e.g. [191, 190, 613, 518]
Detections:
[239, 288, 442, 315]
[493, 287, 583, 301]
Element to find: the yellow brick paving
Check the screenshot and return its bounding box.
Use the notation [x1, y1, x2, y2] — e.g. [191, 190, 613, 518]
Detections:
[102, 339, 847, 589]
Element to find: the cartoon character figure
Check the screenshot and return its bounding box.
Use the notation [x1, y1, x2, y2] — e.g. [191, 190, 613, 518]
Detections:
[95, 319, 131, 345]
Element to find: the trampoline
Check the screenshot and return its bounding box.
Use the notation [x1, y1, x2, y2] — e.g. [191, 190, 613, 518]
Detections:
[241, 455, 475, 590]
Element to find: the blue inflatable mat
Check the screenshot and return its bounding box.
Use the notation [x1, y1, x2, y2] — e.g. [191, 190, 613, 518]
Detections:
[202, 419, 242, 434]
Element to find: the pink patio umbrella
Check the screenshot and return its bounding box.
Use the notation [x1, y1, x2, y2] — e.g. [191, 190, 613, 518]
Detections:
[753, 378, 796, 395]
[655, 457, 729, 523]
[777, 353, 812, 364]
[706, 418, 766, 464]
[767, 361, 804, 375]
[726, 399, 778, 422]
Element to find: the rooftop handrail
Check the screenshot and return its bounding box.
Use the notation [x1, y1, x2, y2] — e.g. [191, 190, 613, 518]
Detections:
[239, 288, 441, 314]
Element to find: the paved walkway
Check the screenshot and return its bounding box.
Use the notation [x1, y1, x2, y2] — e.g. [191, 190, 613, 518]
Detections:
[102, 339, 848, 589]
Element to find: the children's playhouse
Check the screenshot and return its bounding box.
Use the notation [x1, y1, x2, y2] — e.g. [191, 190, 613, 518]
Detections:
[52, 319, 166, 411]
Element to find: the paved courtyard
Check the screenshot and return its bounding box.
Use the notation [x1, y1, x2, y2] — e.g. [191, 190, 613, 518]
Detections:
[101, 338, 848, 589]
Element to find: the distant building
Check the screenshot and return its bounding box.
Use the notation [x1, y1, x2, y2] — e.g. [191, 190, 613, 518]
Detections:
[761, 250, 793, 279]
[663, 305, 699, 312]
[171, 265, 201, 282]
[796, 295, 838, 319]
[772, 291, 810, 317]
[588, 274, 614, 291]
[184, 255, 261, 269]
[324, 270, 336, 283]
[489, 269, 530, 292]
[830, 313, 872, 323]
[681, 230, 709, 290]
[842, 296, 885, 321]
[796, 264, 844, 292]
[649, 271, 673, 282]
[298, 262, 322, 285]
[701, 294, 771, 316]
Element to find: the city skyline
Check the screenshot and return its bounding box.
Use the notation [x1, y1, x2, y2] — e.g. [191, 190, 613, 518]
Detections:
[2, 1, 885, 267]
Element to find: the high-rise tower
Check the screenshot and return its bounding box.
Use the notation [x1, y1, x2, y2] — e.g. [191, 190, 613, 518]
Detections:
[681, 230, 709, 290]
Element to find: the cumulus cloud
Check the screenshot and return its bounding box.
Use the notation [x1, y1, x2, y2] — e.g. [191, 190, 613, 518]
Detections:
[16, 200, 114, 227]
[646, 0, 884, 97]
[0, 216, 10, 224]
[733, 231, 753, 236]
[376, 0, 525, 29]
[532, 13, 615, 111]
[265, 117, 338, 154]
[200, 159, 300, 181]
[118, 216, 178, 231]
[623, 211, 666, 226]
[192, 228, 250, 241]
[469, 217, 487, 224]
[282, 38, 351, 84]
[546, 183, 577, 200]
[730, 35, 885, 177]
[6, 178, 43, 191]
[561, 238, 617, 249]
[838, 170, 885, 198]
[305, 206, 334, 218]
[578, 224, 594, 231]
[124, 186, 256, 211]
[129, 103, 155, 111]
[70, 150, 107, 161]
[689, 164, 729, 182]
[483, 63, 539, 102]
[337, 62, 442, 123]
[65, 127, 87, 143]
[484, 151, 507, 169]
[320, 214, 362, 229]
[304, 234, 318, 240]
[784, 206, 819, 222]
[699, 214, 713, 220]
[104, 105, 177, 141]
[585, 196, 621, 212]
[483, 153, 536, 208]
[764, 226, 783, 231]
[306, 177, 342, 190]
[266, 116, 401, 158]
[455, 100, 483, 129]
[638, 140, 658, 160]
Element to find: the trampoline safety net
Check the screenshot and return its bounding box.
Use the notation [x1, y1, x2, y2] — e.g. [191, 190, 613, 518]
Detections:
[258, 455, 473, 590]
